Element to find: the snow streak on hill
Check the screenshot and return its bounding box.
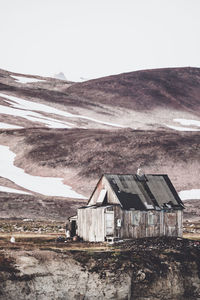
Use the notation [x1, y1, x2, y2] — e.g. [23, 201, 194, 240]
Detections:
[0, 122, 23, 129]
[165, 119, 200, 131]
[179, 189, 200, 201]
[0, 145, 86, 198]
[11, 75, 46, 84]
[0, 92, 124, 129]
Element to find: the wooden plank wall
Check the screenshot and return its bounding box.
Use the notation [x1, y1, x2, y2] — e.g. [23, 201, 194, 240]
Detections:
[113, 207, 183, 239]
[78, 207, 105, 242]
[89, 176, 120, 206]
[78, 206, 183, 241]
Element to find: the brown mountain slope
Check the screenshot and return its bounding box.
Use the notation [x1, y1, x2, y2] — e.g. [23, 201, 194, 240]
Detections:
[0, 67, 199, 221]
[1, 67, 200, 113]
[0, 67, 200, 130]
[1, 127, 199, 196]
[67, 67, 200, 115]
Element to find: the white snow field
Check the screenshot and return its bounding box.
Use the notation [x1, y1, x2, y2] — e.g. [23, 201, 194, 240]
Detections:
[174, 118, 200, 127]
[0, 185, 32, 195]
[0, 93, 124, 128]
[0, 122, 23, 129]
[166, 118, 200, 131]
[11, 75, 46, 84]
[0, 93, 72, 128]
[166, 124, 200, 131]
[0, 145, 86, 199]
[179, 189, 200, 201]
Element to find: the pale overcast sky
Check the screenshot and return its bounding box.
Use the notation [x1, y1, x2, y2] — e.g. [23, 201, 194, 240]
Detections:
[0, 0, 200, 81]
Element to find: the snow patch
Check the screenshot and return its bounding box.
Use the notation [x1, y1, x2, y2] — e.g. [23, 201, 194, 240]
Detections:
[166, 118, 200, 131]
[0, 92, 124, 128]
[0, 185, 32, 195]
[0, 122, 23, 129]
[0, 93, 72, 128]
[174, 118, 200, 127]
[11, 75, 46, 84]
[165, 124, 200, 131]
[179, 189, 200, 201]
[0, 93, 74, 117]
[0, 145, 86, 198]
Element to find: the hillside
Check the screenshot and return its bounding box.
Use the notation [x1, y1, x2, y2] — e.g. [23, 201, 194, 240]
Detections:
[0, 67, 199, 220]
[1, 67, 200, 131]
[67, 67, 200, 114]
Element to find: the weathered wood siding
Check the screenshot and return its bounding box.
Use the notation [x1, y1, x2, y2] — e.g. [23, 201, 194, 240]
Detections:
[113, 207, 183, 239]
[78, 207, 106, 242]
[77, 206, 183, 242]
[88, 176, 119, 206]
[177, 210, 183, 237]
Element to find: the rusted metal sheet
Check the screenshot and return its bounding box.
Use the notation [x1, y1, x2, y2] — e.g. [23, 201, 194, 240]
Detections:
[104, 174, 184, 210]
[146, 176, 178, 207]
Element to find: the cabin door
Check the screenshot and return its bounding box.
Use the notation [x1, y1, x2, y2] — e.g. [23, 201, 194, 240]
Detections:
[105, 211, 114, 236]
[70, 220, 77, 237]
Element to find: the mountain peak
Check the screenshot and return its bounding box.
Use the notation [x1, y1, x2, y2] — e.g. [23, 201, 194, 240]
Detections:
[54, 72, 67, 81]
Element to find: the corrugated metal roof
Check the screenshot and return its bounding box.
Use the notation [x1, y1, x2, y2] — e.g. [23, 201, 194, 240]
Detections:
[105, 174, 184, 210]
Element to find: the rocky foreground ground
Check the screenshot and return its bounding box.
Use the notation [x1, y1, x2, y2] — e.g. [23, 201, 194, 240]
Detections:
[0, 236, 200, 299]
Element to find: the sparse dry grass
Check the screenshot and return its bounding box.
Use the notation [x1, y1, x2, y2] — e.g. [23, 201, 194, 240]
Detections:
[0, 232, 110, 252]
[183, 233, 200, 240]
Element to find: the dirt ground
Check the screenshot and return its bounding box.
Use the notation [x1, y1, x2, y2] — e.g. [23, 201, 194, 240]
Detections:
[0, 219, 199, 253]
[0, 232, 200, 252]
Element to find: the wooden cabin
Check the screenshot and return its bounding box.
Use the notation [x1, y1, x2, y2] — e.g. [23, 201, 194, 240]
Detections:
[76, 174, 184, 242]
